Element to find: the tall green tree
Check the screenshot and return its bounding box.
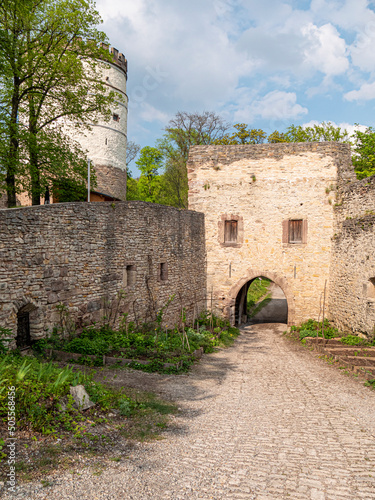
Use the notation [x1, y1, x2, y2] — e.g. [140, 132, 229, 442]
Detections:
[0, 0, 116, 206]
[277, 122, 350, 143]
[157, 111, 229, 208]
[213, 124, 267, 145]
[135, 147, 164, 203]
[352, 126, 375, 179]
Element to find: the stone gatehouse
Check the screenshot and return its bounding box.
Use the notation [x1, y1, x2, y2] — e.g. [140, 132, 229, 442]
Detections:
[187, 142, 375, 335]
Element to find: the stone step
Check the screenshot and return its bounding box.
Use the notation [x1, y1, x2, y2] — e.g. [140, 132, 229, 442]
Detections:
[305, 338, 344, 346]
[325, 348, 375, 357]
[345, 356, 375, 367]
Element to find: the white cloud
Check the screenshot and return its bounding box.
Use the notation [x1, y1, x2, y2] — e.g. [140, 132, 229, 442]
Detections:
[344, 81, 375, 101]
[310, 0, 375, 31]
[92, 0, 375, 151]
[301, 23, 349, 77]
[137, 103, 170, 124]
[234, 90, 308, 123]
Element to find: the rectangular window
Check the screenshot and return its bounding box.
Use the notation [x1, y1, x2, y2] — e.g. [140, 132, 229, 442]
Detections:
[288, 220, 303, 244]
[125, 265, 136, 286]
[368, 278, 375, 299]
[113, 113, 120, 122]
[159, 262, 168, 281]
[224, 220, 238, 243]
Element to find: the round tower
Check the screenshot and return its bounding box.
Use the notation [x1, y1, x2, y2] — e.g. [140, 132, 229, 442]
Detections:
[78, 45, 128, 201]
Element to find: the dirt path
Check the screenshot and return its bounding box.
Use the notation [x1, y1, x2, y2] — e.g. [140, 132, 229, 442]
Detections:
[5, 324, 375, 499]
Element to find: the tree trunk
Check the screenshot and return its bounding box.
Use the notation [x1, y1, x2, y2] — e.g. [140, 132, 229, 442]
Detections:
[6, 78, 20, 208]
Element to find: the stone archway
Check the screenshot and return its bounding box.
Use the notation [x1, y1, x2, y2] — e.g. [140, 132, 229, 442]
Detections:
[12, 297, 44, 347]
[224, 269, 296, 326]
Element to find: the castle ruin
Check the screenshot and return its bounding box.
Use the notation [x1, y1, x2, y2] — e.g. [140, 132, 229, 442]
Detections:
[0, 139, 374, 346]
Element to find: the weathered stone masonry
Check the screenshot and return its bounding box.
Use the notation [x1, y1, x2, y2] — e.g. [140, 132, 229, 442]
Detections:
[0, 202, 206, 347]
[1, 142, 374, 345]
[187, 142, 358, 328]
[329, 176, 375, 335]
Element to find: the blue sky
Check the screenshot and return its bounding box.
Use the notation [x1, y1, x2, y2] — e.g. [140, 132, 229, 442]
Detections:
[95, 0, 375, 174]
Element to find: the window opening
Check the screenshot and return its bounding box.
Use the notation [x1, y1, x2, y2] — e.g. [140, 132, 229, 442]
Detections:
[113, 113, 120, 122]
[368, 278, 375, 300]
[125, 265, 136, 286]
[159, 262, 168, 281]
[288, 220, 303, 244]
[224, 220, 238, 243]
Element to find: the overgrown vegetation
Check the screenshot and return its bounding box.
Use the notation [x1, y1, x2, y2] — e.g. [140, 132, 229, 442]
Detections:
[34, 309, 240, 373]
[290, 319, 341, 340]
[289, 319, 375, 346]
[0, 351, 178, 480]
[0, 353, 138, 438]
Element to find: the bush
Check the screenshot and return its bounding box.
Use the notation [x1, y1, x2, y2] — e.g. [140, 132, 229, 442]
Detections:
[65, 337, 110, 356]
[290, 319, 340, 340]
[0, 354, 87, 434]
[340, 335, 365, 346]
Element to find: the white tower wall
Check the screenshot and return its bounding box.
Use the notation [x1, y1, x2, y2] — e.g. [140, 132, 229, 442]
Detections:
[72, 46, 128, 200]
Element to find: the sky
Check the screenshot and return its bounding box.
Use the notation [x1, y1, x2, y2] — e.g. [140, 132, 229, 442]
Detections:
[95, 0, 375, 174]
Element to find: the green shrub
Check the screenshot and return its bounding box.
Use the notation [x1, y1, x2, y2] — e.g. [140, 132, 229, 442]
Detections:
[340, 335, 365, 346]
[0, 327, 12, 354]
[291, 319, 340, 340]
[65, 337, 110, 356]
[41, 309, 240, 374]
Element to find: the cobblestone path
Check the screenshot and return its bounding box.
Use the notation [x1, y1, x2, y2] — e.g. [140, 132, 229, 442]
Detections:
[6, 324, 375, 499]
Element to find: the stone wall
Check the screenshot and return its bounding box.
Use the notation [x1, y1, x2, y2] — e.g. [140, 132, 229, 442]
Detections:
[187, 142, 354, 326]
[329, 175, 375, 335]
[0, 202, 206, 347]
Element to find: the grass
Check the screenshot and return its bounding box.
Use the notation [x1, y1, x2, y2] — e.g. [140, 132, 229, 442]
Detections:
[247, 278, 271, 309]
[247, 278, 272, 319]
[0, 370, 179, 482]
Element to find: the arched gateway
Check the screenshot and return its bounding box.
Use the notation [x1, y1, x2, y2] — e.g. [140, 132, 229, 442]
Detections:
[226, 270, 295, 326]
[187, 143, 350, 327]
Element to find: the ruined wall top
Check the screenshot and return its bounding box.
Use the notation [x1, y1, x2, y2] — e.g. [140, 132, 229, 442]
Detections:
[335, 174, 375, 222]
[188, 142, 355, 184]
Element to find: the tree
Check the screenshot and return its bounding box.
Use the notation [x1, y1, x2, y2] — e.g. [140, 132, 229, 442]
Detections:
[0, 0, 116, 206]
[135, 147, 164, 203]
[267, 130, 289, 143]
[164, 111, 229, 159]
[126, 141, 141, 171]
[352, 126, 375, 179]
[156, 111, 229, 208]
[281, 122, 350, 143]
[213, 124, 267, 145]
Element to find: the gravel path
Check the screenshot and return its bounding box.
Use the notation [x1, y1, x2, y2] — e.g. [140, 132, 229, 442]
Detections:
[4, 324, 375, 499]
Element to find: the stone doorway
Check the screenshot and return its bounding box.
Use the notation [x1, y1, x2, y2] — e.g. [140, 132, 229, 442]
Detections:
[15, 302, 41, 348]
[16, 309, 31, 348]
[227, 270, 295, 327]
[235, 277, 288, 326]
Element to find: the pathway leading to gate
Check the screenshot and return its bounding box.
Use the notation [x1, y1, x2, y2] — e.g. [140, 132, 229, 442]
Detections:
[6, 324, 375, 499]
